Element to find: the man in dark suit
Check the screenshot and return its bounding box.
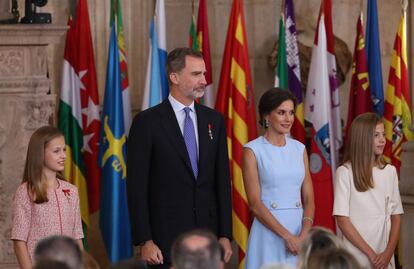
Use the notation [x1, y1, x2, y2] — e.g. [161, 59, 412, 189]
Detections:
[127, 48, 232, 269]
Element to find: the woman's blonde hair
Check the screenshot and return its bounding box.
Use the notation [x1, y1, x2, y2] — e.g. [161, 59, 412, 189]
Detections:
[22, 126, 65, 203]
[343, 112, 386, 192]
[307, 248, 361, 269]
[298, 227, 343, 269]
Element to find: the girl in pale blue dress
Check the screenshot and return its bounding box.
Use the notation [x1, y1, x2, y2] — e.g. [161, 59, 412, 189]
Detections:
[242, 88, 315, 269]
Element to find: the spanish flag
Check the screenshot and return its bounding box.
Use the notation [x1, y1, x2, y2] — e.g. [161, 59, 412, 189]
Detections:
[215, 0, 257, 268]
[383, 8, 412, 173]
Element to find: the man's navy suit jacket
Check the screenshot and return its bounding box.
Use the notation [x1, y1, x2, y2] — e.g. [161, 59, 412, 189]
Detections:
[126, 99, 232, 263]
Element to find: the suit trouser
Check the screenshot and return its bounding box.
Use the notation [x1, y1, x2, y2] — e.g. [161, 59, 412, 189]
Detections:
[149, 262, 171, 269]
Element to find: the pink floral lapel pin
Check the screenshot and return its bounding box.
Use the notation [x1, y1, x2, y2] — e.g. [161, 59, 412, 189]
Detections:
[208, 123, 213, 140]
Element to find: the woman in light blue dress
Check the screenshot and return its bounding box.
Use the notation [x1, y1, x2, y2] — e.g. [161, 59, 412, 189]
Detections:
[242, 88, 315, 269]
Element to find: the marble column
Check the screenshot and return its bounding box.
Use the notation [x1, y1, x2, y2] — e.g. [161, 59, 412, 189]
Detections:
[0, 24, 67, 268]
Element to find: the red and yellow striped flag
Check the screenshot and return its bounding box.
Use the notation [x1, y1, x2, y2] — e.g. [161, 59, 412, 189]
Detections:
[215, 0, 257, 268]
[383, 10, 412, 172]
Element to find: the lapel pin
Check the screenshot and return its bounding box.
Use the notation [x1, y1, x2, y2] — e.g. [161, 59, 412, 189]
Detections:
[62, 189, 71, 200]
[208, 123, 213, 140]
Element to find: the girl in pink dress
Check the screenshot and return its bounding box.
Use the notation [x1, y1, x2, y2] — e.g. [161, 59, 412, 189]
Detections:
[11, 126, 84, 269]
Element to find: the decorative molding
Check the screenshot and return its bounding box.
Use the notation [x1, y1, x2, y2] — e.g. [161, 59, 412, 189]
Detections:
[0, 103, 15, 150]
[0, 49, 24, 76]
[0, 25, 68, 45]
[24, 96, 56, 129]
[0, 80, 50, 94]
[33, 47, 47, 76]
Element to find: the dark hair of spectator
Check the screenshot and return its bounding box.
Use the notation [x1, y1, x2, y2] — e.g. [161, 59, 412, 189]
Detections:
[109, 258, 147, 269]
[307, 248, 361, 269]
[258, 88, 297, 127]
[171, 229, 222, 269]
[34, 235, 82, 269]
[33, 260, 71, 269]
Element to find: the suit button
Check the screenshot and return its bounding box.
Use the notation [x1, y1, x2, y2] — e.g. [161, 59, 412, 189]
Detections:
[271, 202, 277, 209]
[296, 202, 301, 207]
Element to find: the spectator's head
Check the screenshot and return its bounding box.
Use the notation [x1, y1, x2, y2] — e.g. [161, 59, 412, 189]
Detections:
[307, 248, 361, 269]
[298, 227, 343, 269]
[260, 263, 295, 269]
[108, 258, 147, 269]
[34, 235, 83, 269]
[171, 229, 222, 269]
[33, 260, 71, 269]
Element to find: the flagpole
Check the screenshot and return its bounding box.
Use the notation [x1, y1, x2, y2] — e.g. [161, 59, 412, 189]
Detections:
[401, 0, 408, 11]
[153, 0, 157, 17]
[401, 0, 412, 122]
[192, 0, 195, 15]
[402, 0, 407, 39]
[70, 0, 76, 19]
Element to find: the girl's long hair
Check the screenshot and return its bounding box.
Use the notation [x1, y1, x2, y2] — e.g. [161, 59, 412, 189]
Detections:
[343, 113, 386, 192]
[22, 126, 65, 203]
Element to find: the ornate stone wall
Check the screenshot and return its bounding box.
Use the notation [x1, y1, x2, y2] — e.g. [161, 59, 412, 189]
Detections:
[0, 25, 66, 269]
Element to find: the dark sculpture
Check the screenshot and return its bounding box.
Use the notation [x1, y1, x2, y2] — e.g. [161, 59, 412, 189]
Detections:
[0, 0, 19, 24]
[21, 0, 51, 24]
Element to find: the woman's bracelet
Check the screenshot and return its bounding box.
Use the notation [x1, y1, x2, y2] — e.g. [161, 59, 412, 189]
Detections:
[303, 216, 314, 225]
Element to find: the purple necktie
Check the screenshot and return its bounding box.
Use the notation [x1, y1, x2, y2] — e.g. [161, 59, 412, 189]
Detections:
[183, 107, 198, 178]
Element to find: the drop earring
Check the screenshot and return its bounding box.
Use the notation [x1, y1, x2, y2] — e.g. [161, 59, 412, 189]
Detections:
[264, 119, 269, 128]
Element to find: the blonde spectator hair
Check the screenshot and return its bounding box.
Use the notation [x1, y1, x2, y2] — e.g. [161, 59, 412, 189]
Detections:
[22, 126, 66, 203]
[260, 263, 294, 269]
[343, 112, 386, 192]
[298, 227, 343, 269]
[307, 248, 361, 269]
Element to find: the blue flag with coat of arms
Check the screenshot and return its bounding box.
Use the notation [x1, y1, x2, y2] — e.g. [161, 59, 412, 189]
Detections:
[98, 25, 132, 262]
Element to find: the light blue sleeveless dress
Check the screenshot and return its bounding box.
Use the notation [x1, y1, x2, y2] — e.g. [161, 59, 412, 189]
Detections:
[244, 136, 305, 269]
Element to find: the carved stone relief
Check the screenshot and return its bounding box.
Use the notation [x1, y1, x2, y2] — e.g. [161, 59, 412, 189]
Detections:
[0, 95, 55, 265]
[0, 48, 24, 76]
[0, 24, 65, 269]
